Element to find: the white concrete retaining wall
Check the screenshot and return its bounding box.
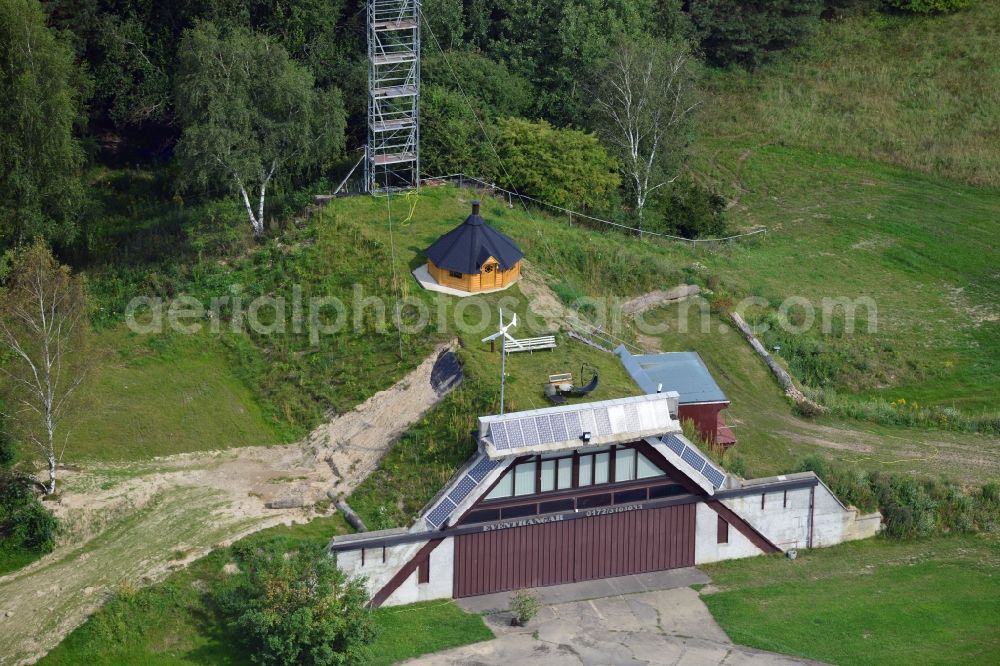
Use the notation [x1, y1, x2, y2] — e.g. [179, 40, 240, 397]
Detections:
[385, 538, 454, 606]
[695, 478, 881, 564]
[335, 538, 454, 605]
[695, 502, 759, 564]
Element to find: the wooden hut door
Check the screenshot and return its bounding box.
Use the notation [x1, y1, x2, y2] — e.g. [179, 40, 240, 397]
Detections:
[481, 262, 497, 289]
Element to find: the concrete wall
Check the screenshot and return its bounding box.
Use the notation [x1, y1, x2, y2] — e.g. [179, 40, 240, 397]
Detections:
[335, 538, 454, 605]
[694, 502, 759, 564]
[695, 479, 881, 564]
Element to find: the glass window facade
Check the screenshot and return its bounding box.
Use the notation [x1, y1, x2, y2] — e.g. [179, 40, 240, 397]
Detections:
[483, 445, 668, 501]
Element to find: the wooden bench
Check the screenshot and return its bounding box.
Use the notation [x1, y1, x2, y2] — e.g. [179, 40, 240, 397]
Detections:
[505, 335, 557, 353]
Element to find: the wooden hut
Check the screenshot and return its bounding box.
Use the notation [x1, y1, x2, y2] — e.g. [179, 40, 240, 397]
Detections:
[423, 201, 523, 293]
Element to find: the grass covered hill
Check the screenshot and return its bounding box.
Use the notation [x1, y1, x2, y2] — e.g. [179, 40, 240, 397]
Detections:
[67, 162, 998, 464]
[703, 2, 1000, 187]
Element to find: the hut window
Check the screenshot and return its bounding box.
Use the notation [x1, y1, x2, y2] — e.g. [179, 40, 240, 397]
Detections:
[484, 264, 495, 273]
[449, 270, 463, 279]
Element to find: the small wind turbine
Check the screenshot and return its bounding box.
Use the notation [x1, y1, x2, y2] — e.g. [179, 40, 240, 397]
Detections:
[481, 308, 519, 415]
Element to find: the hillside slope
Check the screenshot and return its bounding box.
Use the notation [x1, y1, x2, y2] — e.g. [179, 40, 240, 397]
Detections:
[703, 3, 1000, 187]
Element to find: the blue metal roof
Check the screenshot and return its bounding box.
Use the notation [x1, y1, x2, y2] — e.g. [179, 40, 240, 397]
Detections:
[616, 347, 729, 405]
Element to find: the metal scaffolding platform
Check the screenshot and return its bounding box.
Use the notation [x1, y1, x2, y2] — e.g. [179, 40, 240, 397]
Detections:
[365, 0, 420, 193]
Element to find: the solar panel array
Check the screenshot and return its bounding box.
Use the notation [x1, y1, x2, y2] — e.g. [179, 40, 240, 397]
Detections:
[425, 454, 503, 529]
[661, 434, 727, 490]
[489, 403, 648, 453]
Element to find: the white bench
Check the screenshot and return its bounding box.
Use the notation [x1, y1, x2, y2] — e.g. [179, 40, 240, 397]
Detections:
[505, 335, 557, 353]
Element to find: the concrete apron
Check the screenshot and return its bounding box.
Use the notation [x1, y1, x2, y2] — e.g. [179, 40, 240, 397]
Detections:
[456, 567, 710, 614]
[407, 568, 825, 666]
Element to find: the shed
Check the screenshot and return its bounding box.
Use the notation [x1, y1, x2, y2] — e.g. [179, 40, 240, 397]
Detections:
[616, 347, 737, 448]
[422, 201, 523, 293]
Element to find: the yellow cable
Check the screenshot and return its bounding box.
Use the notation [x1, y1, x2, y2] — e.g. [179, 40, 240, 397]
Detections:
[400, 189, 420, 226]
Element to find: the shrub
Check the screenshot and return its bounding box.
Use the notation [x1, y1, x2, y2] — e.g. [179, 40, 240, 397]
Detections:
[0, 470, 59, 553]
[215, 539, 376, 666]
[494, 117, 620, 209]
[509, 590, 540, 626]
[793, 457, 1000, 538]
[0, 415, 14, 468]
[689, 0, 824, 68]
[649, 178, 728, 239]
[886, 0, 970, 14]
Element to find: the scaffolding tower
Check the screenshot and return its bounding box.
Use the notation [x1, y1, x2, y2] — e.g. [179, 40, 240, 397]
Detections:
[365, 0, 420, 193]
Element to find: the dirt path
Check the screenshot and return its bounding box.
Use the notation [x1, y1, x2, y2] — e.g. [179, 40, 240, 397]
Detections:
[0, 342, 461, 665]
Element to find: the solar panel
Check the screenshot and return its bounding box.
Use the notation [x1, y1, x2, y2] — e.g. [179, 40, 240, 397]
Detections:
[519, 417, 539, 446]
[426, 497, 457, 528]
[624, 404, 641, 432]
[491, 422, 509, 450]
[447, 475, 477, 505]
[468, 456, 500, 482]
[702, 464, 726, 489]
[564, 411, 582, 438]
[506, 419, 525, 449]
[664, 434, 685, 456]
[535, 415, 553, 444]
[550, 413, 568, 441]
[594, 408, 613, 436]
[681, 446, 706, 472]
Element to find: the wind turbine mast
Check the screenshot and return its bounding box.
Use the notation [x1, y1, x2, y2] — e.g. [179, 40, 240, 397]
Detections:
[481, 308, 518, 415]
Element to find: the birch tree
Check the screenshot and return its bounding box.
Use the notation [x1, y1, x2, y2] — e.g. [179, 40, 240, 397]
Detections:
[0, 0, 86, 253]
[592, 38, 700, 231]
[174, 22, 345, 236]
[0, 241, 87, 495]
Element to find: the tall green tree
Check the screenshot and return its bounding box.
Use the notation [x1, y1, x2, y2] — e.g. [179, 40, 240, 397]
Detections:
[495, 117, 620, 209]
[689, 0, 823, 68]
[174, 22, 346, 236]
[47, 0, 358, 144]
[0, 0, 86, 252]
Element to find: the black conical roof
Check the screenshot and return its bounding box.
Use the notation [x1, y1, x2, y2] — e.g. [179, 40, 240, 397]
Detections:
[425, 201, 523, 274]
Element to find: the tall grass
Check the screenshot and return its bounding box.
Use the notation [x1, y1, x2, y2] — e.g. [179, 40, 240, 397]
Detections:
[703, 4, 1000, 186]
[809, 388, 1000, 435]
[796, 455, 1000, 538]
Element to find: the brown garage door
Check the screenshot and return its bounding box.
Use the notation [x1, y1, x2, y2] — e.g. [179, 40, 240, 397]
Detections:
[453, 503, 695, 598]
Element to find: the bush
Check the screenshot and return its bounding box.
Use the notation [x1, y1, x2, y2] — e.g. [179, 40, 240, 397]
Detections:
[793, 457, 1000, 538]
[0, 415, 14, 468]
[689, 0, 824, 68]
[494, 117, 620, 209]
[214, 539, 376, 666]
[509, 590, 540, 626]
[648, 178, 728, 239]
[0, 470, 59, 553]
[886, 0, 970, 14]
